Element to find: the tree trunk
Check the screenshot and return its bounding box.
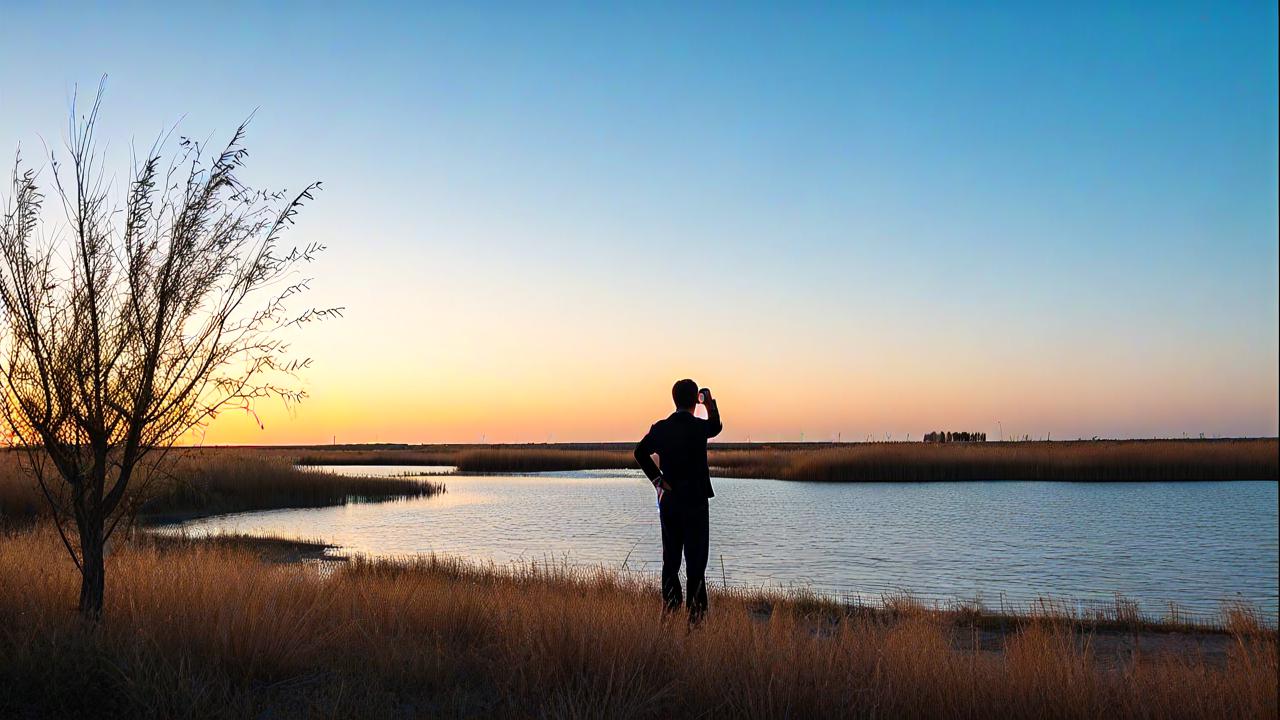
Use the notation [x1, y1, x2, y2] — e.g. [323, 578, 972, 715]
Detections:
[77, 514, 106, 619]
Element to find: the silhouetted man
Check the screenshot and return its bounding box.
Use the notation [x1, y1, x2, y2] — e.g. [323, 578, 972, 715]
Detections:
[634, 379, 721, 622]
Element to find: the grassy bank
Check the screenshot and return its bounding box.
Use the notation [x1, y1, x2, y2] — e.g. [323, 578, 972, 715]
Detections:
[0, 449, 444, 526]
[753, 438, 1279, 482]
[5, 440, 1271, 527]
[297, 438, 1279, 482]
[295, 446, 636, 473]
[0, 526, 1274, 719]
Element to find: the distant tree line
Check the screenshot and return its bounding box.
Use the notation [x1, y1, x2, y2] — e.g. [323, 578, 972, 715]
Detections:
[923, 431, 986, 443]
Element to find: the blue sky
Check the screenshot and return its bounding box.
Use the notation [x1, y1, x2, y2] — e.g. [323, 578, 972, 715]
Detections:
[1, 2, 1276, 442]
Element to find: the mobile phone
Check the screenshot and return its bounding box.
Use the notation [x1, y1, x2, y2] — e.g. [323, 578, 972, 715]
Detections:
[698, 388, 709, 403]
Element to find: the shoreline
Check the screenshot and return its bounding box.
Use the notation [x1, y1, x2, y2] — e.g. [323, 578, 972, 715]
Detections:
[3, 525, 1275, 719]
[146, 530, 1276, 639]
[292, 438, 1280, 482]
[6, 448, 1269, 632]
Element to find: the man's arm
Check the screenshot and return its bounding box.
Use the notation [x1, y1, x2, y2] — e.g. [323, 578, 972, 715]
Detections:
[634, 425, 664, 485]
[703, 393, 722, 438]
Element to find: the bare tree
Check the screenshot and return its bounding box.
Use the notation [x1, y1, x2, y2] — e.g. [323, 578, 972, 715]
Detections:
[0, 84, 340, 618]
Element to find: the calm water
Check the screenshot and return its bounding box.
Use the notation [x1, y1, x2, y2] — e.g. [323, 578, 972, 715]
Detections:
[174, 468, 1279, 620]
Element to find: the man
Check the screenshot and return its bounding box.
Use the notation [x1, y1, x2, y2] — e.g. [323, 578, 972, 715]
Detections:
[634, 379, 721, 623]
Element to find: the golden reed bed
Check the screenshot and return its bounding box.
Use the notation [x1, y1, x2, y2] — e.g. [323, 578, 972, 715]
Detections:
[5, 440, 1268, 524]
[0, 527, 1274, 719]
[0, 449, 443, 524]
[295, 438, 1278, 482]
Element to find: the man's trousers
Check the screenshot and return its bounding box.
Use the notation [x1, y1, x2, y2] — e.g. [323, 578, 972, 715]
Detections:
[659, 499, 709, 621]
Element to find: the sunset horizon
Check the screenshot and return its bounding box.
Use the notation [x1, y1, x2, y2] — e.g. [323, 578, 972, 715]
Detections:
[4, 4, 1276, 447]
[2, 4, 1276, 717]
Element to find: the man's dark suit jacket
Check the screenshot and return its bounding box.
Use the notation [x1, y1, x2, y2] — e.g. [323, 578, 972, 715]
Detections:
[634, 402, 722, 503]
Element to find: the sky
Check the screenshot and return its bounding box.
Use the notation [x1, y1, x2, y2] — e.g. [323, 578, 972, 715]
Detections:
[1, 2, 1276, 444]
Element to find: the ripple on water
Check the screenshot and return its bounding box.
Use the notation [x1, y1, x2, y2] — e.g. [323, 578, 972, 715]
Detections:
[175, 471, 1279, 620]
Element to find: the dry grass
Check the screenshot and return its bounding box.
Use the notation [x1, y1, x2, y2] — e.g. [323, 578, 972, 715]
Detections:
[142, 449, 444, 522]
[294, 447, 460, 466]
[295, 445, 637, 472]
[5, 439, 1274, 526]
[760, 439, 1279, 482]
[453, 447, 635, 473]
[0, 450, 44, 523]
[300, 439, 1279, 482]
[0, 448, 444, 526]
[0, 526, 1274, 719]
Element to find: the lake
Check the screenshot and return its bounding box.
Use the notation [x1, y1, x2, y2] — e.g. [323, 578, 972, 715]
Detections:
[172, 467, 1279, 621]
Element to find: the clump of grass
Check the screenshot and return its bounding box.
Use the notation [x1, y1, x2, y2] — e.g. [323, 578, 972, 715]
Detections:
[1224, 600, 1269, 638]
[143, 531, 337, 563]
[1112, 592, 1144, 627]
[0, 449, 445, 526]
[140, 450, 445, 522]
[1, 526, 1274, 719]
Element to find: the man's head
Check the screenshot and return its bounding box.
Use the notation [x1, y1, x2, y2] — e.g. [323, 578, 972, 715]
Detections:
[672, 378, 699, 411]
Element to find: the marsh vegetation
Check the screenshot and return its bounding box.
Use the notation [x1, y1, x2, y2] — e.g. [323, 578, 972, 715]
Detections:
[0, 526, 1274, 719]
[5, 440, 1271, 532]
[1, 442, 1275, 717]
[0, 449, 442, 526]
[297, 438, 1279, 482]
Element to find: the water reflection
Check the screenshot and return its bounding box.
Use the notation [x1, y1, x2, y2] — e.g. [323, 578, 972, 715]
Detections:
[174, 469, 1279, 620]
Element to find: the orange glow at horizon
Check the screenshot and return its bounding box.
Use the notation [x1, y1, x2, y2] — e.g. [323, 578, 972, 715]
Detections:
[196, 331, 1279, 445]
[2, 3, 1276, 449]
[189, 265, 1279, 446]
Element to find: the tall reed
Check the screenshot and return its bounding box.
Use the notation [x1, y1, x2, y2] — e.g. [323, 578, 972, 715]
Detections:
[0, 526, 1273, 719]
[0, 449, 444, 525]
[299, 439, 1280, 482]
[765, 439, 1279, 482]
